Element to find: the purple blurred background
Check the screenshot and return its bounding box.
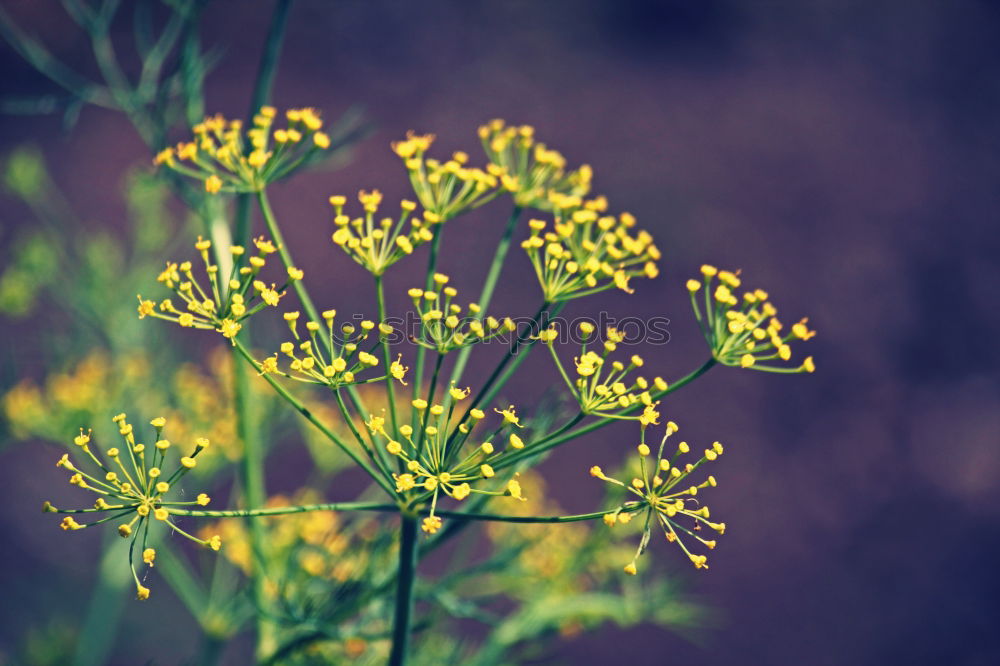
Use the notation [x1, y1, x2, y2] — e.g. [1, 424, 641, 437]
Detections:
[2, 1, 1000, 664]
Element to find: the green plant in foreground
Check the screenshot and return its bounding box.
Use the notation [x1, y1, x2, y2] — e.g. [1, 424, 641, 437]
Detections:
[36, 108, 817, 664]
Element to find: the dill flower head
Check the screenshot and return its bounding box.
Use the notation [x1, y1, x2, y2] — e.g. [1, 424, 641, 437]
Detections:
[137, 235, 289, 344]
[366, 393, 530, 533]
[329, 191, 436, 275]
[258, 311, 406, 388]
[392, 131, 500, 221]
[408, 274, 516, 354]
[687, 265, 816, 373]
[44, 414, 221, 600]
[521, 197, 660, 301]
[478, 119, 593, 210]
[153, 107, 332, 193]
[592, 421, 725, 574]
[541, 324, 667, 422]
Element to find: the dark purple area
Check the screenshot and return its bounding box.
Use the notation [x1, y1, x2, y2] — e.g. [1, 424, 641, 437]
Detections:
[1, 1, 999, 664]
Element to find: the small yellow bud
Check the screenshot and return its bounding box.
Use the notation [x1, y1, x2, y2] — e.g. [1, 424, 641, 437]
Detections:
[422, 516, 443, 534]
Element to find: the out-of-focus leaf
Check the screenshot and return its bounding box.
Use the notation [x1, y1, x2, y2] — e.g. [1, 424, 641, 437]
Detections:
[3, 146, 47, 203]
[125, 170, 172, 253]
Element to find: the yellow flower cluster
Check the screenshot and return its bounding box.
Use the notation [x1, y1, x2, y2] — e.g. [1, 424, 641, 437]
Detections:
[44, 414, 220, 600]
[687, 265, 816, 373]
[485, 471, 597, 592]
[592, 422, 725, 574]
[138, 235, 292, 345]
[259, 311, 407, 389]
[153, 107, 332, 193]
[329, 190, 436, 275]
[522, 197, 660, 301]
[408, 273, 516, 354]
[478, 119, 593, 210]
[2, 348, 257, 463]
[541, 323, 665, 423]
[392, 132, 500, 221]
[366, 392, 528, 534]
[202, 490, 359, 581]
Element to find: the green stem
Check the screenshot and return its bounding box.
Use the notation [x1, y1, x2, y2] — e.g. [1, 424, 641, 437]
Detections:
[435, 505, 639, 523]
[234, 0, 293, 247]
[171, 501, 395, 517]
[476, 303, 565, 410]
[231, 341, 268, 647]
[411, 230, 444, 419]
[231, 344, 264, 508]
[446, 205, 522, 389]
[375, 275, 400, 435]
[442, 301, 553, 462]
[388, 514, 420, 666]
[256, 189, 322, 322]
[499, 358, 718, 470]
[232, 339, 395, 496]
[334, 388, 393, 480]
[256, 188, 371, 419]
[468, 301, 549, 412]
[169, 501, 636, 524]
[416, 352, 444, 460]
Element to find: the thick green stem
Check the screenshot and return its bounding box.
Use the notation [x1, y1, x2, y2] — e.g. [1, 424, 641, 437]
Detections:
[232, 347, 264, 512]
[389, 514, 420, 666]
[230, 341, 269, 650]
[446, 205, 522, 389]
